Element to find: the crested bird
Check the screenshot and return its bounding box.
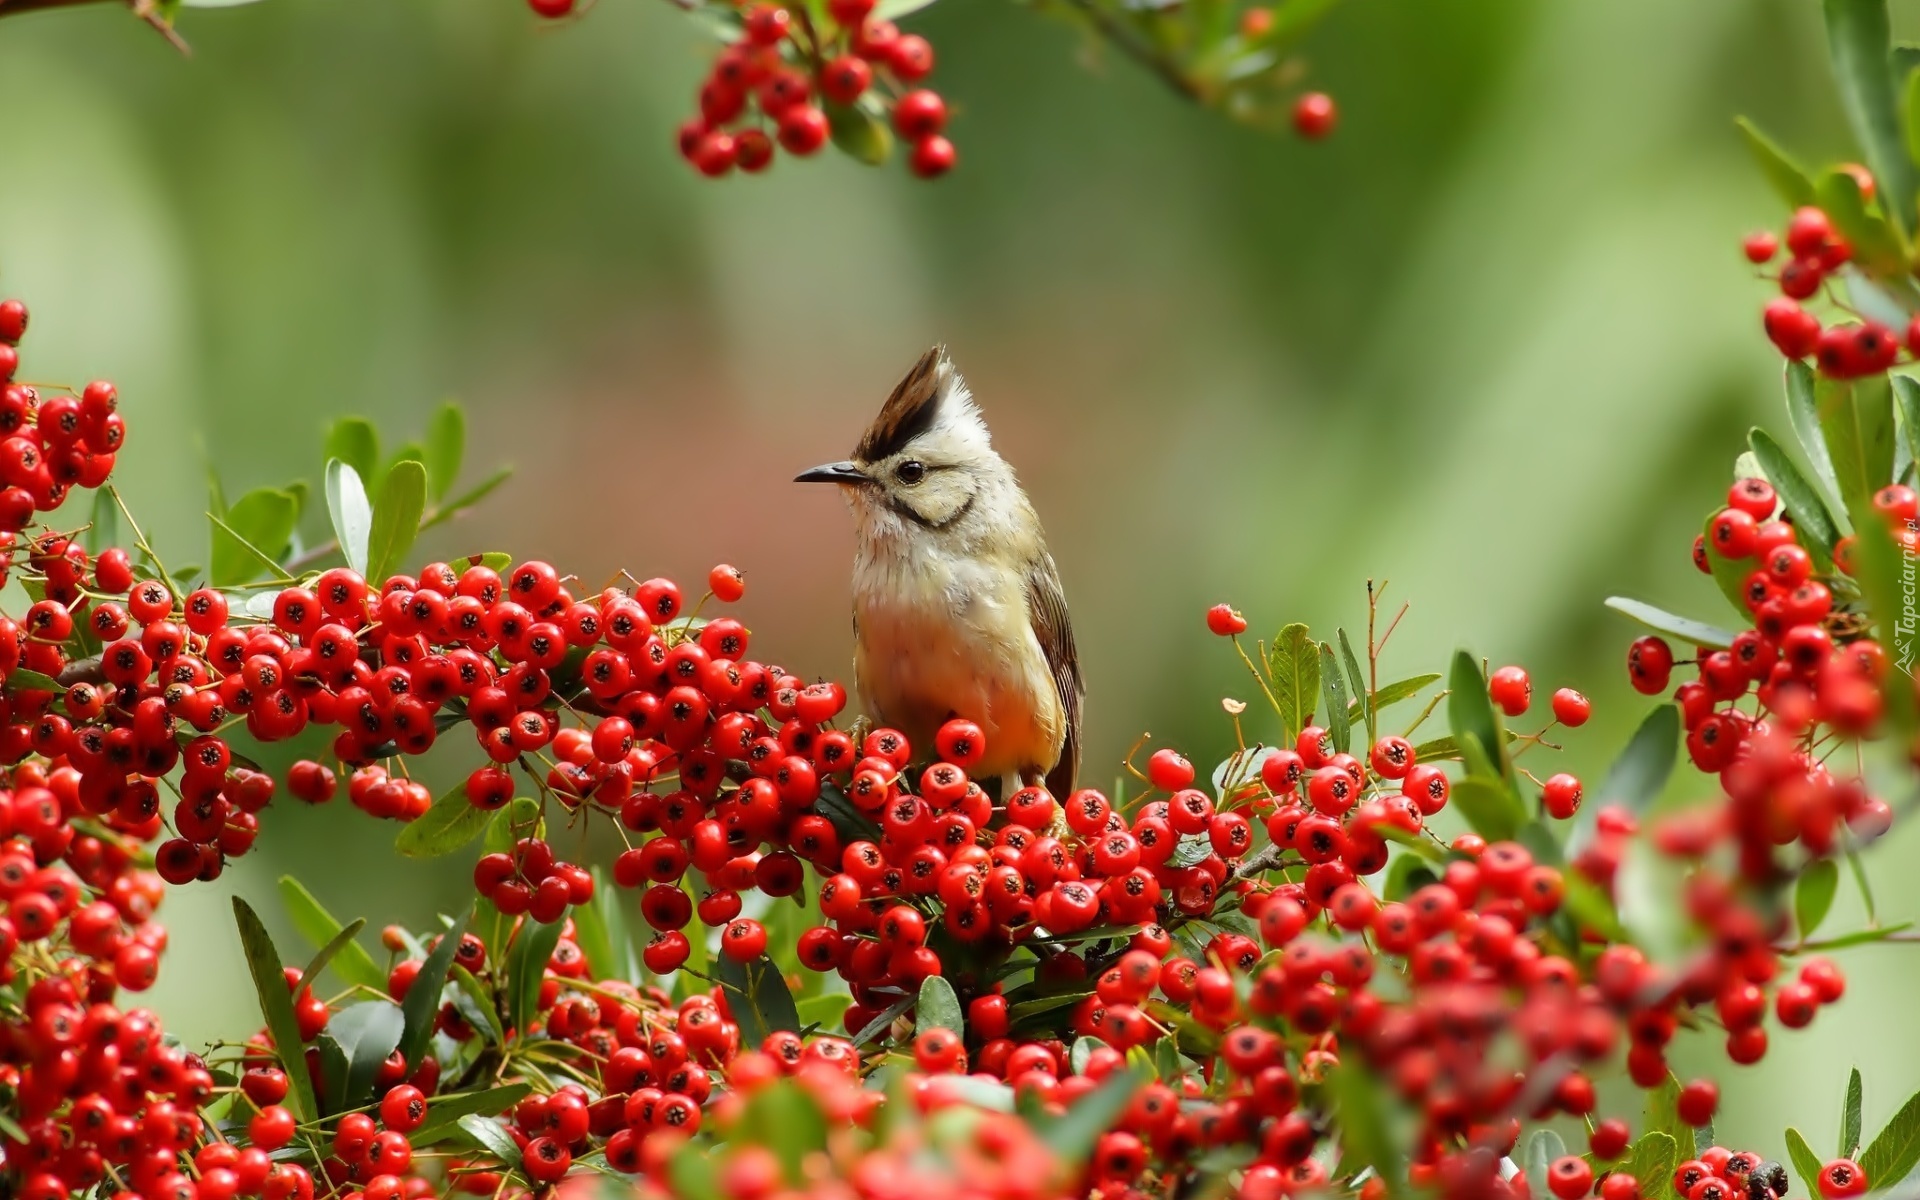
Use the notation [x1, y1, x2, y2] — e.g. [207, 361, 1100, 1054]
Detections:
[797, 346, 1083, 798]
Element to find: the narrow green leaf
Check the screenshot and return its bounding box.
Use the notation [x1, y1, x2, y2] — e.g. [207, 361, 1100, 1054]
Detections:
[325, 417, 380, 485]
[86, 485, 120, 556]
[1750, 427, 1841, 561]
[1845, 1068, 1866, 1159]
[916, 974, 962, 1034]
[1336, 629, 1372, 742]
[715, 955, 801, 1047]
[825, 101, 892, 165]
[398, 910, 469, 1076]
[366, 460, 428, 584]
[742, 1079, 828, 1185]
[423, 402, 466, 501]
[1842, 498, 1918, 734]
[1861, 1089, 1920, 1187]
[1818, 168, 1909, 276]
[1786, 1127, 1827, 1198]
[1736, 117, 1818, 208]
[1561, 873, 1627, 942]
[1446, 650, 1513, 786]
[457, 1114, 524, 1170]
[450, 965, 505, 1045]
[1787, 360, 1850, 517]
[668, 1140, 722, 1200]
[1820, 373, 1897, 522]
[276, 877, 385, 993]
[1824, 0, 1918, 237]
[1644, 1075, 1697, 1163]
[848, 991, 915, 1045]
[1629, 1132, 1680, 1200]
[1448, 777, 1525, 842]
[1619, 839, 1689, 966]
[1347, 672, 1440, 728]
[296, 918, 369, 997]
[323, 459, 373, 578]
[230, 900, 325, 1123]
[1908, 64, 1920, 173]
[1796, 858, 1841, 941]
[420, 466, 513, 532]
[1330, 1063, 1402, 1198]
[1032, 1065, 1146, 1163]
[1523, 1129, 1568, 1200]
[1267, 624, 1319, 743]
[4, 668, 63, 694]
[1894, 377, 1920, 487]
[1319, 642, 1352, 755]
[1806, 921, 1915, 950]
[411, 1083, 533, 1148]
[394, 787, 492, 859]
[1571, 703, 1679, 852]
[1383, 853, 1440, 902]
[209, 488, 297, 586]
[318, 1000, 405, 1114]
[508, 917, 566, 1039]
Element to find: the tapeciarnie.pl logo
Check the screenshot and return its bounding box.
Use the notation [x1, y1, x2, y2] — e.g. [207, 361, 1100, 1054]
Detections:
[1900, 518, 1919, 677]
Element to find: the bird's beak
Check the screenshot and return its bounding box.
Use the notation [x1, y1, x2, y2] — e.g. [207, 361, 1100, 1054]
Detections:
[795, 461, 869, 485]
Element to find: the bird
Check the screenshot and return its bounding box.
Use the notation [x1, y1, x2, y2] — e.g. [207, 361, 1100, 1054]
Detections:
[796, 345, 1083, 799]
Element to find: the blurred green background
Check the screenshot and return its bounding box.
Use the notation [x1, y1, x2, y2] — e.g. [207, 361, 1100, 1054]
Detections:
[2, 0, 1917, 1157]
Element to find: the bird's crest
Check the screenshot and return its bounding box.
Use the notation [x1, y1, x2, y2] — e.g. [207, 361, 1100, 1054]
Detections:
[855, 345, 988, 462]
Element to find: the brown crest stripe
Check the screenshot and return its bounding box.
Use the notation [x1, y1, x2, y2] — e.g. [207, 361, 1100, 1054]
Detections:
[854, 345, 945, 462]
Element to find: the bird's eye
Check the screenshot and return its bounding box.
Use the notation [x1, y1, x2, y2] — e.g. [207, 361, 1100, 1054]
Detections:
[895, 460, 926, 485]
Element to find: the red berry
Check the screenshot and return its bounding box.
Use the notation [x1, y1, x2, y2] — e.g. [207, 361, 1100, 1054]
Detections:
[691, 132, 737, 177]
[1542, 773, 1582, 820]
[1674, 1078, 1717, 1127]
[909, 135, 956, 179]
[1549, 1157, 1594, 1200]
[777, 106, 830, 155]
[1488, 665, 1530, 716]
[743, 4, 792, 45]
[1147, 748, 1195, 792]
[821, 55, 873, 104]
[708, 563, 746, 602]
[1550, 688, 1590, 726]
[736, 129, 775, 173]
[1292, 91, 1336, 139]
[1818, 1160, 1867, 1199]
[1742, 231, 1779, 263]
[1764, 298, 1821, 359]
[721, 917, 768, 961]
[0, 299, 25, 343]
[893, 89, 946, 140]
[1786, 206, 1834, 258]
[889, 34, 935, 81]
[1206, 604, 1247, 636]
[527, 0, 574, 16]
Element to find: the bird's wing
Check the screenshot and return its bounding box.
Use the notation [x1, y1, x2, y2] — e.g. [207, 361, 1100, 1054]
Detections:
[1025, 553, 1083, 798]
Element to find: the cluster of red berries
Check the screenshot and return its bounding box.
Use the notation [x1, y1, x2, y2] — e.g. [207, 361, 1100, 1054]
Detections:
[526, 0, 955, 178]
[1751, 199, 1913, 377]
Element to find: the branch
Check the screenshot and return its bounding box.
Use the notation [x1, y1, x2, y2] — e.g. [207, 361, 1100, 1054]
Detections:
[0, 0, 189, 54]
[1052, 0, 1208, 104]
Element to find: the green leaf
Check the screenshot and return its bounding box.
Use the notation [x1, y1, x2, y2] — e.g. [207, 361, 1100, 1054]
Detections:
[1796, 858, 1841, 940]
[742, 1079, 828, 1185]
[4, 668, 62, 694]
[1336, 629, 1371, 742]
[1329, 1063, 1402, 1198]
[1894, 377, 1920, 486]
[1750, 427, 1842, 562]
[395, 787, 491, 859]
[411, 1083, 534, 1147]
[826, 101, 892, 165]
[1629, 1132, 1680, 1200]
[873, 0, 937, 18]
[209, 488, 296, 586]
[450, 964, 506, 1045]
[1523, 1129, 1568, 1200]
[457, 1114, 524, 1170]
[296, 918, 369, 998]
[325, 417, 380, 486]
[1644, 1076, 1697, 1164]
[367, 461, 428, 584]
[230, 899, 320, 1122]
[1736, 116, 1818, 209]
[668, 1141, 722, 1200]
[1860, 1087, 1920, 1189]
[1819, 372, 1897, 523]
[1818, 168, 1910, 276]
[423, 402, 466, 501]
[1031, 1065, 1146, 1163]
[1806, 921, 1915, 949]
[86, 485, 120, 556]
[1571, 703, 1679, 853]
[1908, 64, 1920, 172]
[420, 466, 513, 532]
[1383, 853, 1439, 902]
[1268, 623, 1319, 743]
[398, 910, 469, 1076]
[1070, 1036, 1101, 1075]
[1845, 1068, 1865, 1158]
[1618, 837, 1689, 966]
[1786, 1127, 1827, 1199]
[1787, 360, 1850, 515]
[324, 459, 373, 578]
[507, 917, 566, 1039]
[715, 955, 801, 1048]
[317, 1000, 405, 1115]
[1447, 777, 1525, 842]
[276, 877, 386, 994]
[796, 992, 851, 1032]
[1446, 650, 1514, 786]
[849, 991, 915, 1045]
[1824, 0, 1919, 237]
[916, 974, 962, 1034]
[1347, 672, 1440, 728]
[1561, 872, 1627, 942]
[814, 780, 884, 845]
[1318, 641, 1352, 755]
[1842, 498, 1918, 733]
